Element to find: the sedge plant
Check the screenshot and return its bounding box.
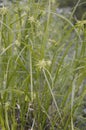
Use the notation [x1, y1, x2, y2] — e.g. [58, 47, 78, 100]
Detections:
[0, 0, 86, 130]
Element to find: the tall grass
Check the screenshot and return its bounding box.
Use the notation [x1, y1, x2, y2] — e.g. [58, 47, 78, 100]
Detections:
[0, 0, 86, 130]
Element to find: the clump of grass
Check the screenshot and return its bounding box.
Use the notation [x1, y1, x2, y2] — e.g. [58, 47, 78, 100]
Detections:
[0, 0, 86, 130]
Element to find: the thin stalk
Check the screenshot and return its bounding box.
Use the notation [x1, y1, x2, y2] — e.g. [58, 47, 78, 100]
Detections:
[0, 20, 13, 34]
[15, 46, 27, 63]
[3, 57, 11, 89]
[5, 108, 10, 130]
[43, 69, 63, 124]
[0, 42, 16, 56]
[30, 50, 33, 101]
[42, 0, 51, 58]
[70, 0, 81, 20]
[71, 77, 76, 130]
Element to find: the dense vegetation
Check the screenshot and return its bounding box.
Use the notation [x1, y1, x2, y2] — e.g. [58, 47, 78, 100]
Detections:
[0, 0, 86, 130]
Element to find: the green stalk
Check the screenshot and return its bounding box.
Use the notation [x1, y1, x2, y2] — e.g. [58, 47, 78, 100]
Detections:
[5, 108, 10, 130]
[42, 0, 51, 58]
[71, 77, 76, 130]
[30, 50, 33, 101]
[43, 69, 63, 125]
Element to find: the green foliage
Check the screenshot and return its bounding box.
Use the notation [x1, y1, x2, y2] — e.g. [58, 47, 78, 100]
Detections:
[0, 0, 86, 129]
